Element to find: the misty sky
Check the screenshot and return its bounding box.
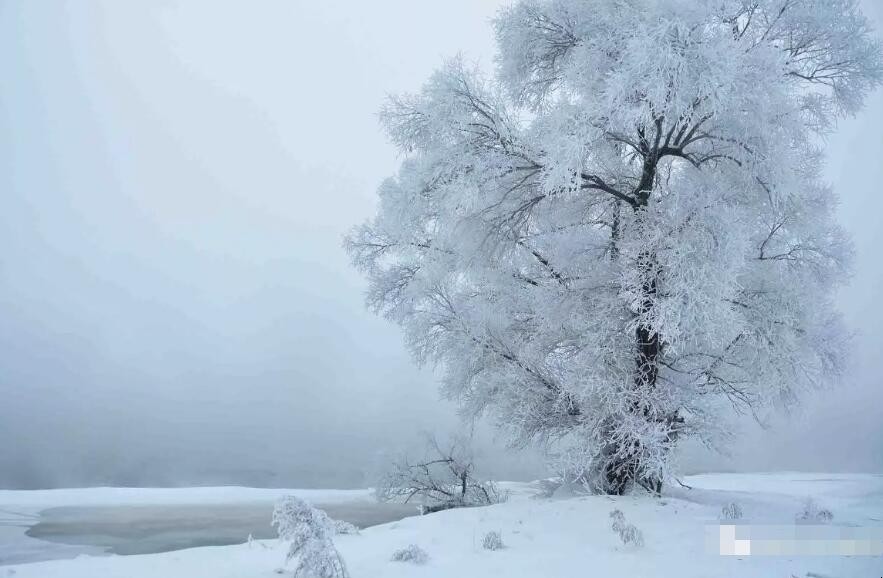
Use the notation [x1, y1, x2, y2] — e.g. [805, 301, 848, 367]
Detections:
[1, 0, 881, 489]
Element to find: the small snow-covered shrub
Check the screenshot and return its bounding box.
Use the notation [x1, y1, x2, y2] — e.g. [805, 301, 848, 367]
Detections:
[796, 498, 833, 523]
[719, 502, 743, 521]
[482, 530, 505, 550]
[272, 495, 349, 578]
[376, 434, 508, 511]
[533, 477, 564, 499]
[609, 509, 644, 547]
[331, 519, 360, 535]
[391, 544, 429, 565]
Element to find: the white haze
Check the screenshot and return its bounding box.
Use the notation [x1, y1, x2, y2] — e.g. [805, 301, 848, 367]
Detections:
[0, 0, 880, 489]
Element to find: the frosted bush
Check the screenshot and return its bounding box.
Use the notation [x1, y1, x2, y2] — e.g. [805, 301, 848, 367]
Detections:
[533, 477, 564, 499]
[272, 495, 349, 578]
[391, 544, 429, 565]
[796, 498, 833, 523]
[618, 524, 645, 548]
[482, 530, 505, 550]
[720, 502, 743, 521]
[609, 509, 644, 547]
[331, 519, 360, 535]
[376, 434, 509, 511]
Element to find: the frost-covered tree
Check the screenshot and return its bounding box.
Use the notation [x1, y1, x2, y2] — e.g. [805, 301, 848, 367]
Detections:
[347, 0, 881, 494]
[376, 434, 507, 511]
[272, 496, 349, 578]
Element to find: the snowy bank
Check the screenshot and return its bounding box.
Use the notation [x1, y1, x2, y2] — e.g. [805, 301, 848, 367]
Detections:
[3, 473, 882, 578]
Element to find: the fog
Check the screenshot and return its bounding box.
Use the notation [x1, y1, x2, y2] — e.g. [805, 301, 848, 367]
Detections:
[1, 1, 881, 490]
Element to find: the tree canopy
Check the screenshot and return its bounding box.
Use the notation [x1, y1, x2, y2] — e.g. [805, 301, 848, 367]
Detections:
[347, 0, 882, 493]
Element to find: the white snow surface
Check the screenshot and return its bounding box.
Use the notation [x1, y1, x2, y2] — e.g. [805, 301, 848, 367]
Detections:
[2, 473, 881, 577]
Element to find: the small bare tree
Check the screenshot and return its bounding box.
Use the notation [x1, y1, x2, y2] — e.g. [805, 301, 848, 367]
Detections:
[376, 434, 507, 512]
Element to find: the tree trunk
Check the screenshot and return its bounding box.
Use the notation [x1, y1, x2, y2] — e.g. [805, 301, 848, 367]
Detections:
[600, 249, 663, 494]
[600, 155, 666, 493]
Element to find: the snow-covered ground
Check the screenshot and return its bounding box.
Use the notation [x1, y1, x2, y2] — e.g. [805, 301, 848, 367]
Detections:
[2, 473, 881, 577]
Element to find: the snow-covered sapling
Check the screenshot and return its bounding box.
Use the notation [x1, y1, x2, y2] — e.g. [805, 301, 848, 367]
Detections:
[482, 530, 505, 551]
[390, 544, 429, 565]
[796, 498, 833, 523]
[609, 509, 644, 548]
[272, 495, 349, 578]
[347, 0, 882, 495]
[720, 502, 743, 521]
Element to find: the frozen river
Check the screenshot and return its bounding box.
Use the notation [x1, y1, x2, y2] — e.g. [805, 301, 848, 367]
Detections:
[0, 488, 418, 566]
[27, 501, 417, 554]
